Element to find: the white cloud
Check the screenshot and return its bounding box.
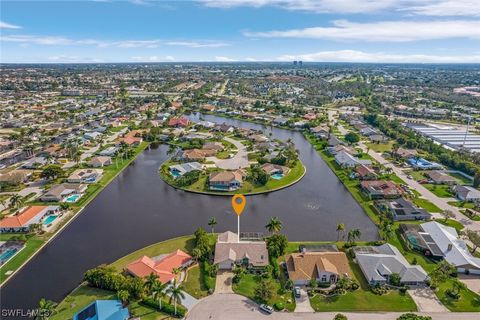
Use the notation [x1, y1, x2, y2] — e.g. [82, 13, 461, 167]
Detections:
[215, 56, 237, 62]
[0, 21, 22, 29]
[276, 49, 480, 63]
[48, 55, 104, 63]
[200, 0, 480, 16]
[200, 0, 397, 14]
[131, 55, 176, 62]
[0, 35, 228, 49]
[403, 1, 480, 17]
[244, 19, 480, 42]
[165, 41, 229, 48]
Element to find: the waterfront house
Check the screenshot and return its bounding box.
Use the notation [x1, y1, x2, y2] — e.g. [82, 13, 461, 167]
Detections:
[21, 156, 47, 169]
[375, 197, 431, 221]
[361, 180, 402, 199]
[285, 250, 351, 286]
[67, 168, 103, 183]
[88, 156, 112, 168]
[182, 148, 216, 161]
[73, 300, 129, 320]
[203, 141, 224, 151]
[260, 163, 291, 176]
[353, 244, 428, 286]
[328, 135, 342, 147]
[208, 170, 245, 191]
[452, 185, 480, 202]
[326, 145, 356, 156]
[354, 164, 378, 180]
[310, 125, 329, 139]
[402, 222, 480, 275]
[169, 162, 203, 177]
[0, 205, 60, 232]
[40, 183, 87, 202]
[214, 231, 268, 270]
[126, 249, 193, 283]
[335, 150, 372, 168]
[98, 146, 118, 157]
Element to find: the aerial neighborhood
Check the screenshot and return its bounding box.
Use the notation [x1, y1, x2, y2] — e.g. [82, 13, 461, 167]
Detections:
[1, 58, 480, 320]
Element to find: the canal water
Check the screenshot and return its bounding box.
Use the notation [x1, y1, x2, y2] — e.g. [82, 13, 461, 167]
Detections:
[1, 114, 378, 313]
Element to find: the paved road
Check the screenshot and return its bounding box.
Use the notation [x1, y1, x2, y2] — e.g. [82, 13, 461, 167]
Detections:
[186, 293, 479, 320]
[215, 137, 249, 170]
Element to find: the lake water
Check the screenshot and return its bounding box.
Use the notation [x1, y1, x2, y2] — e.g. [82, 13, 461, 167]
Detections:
[0, 114, 378, 314]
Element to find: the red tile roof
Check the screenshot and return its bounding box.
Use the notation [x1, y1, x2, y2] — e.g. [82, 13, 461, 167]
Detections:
[0, 206, 48, 228]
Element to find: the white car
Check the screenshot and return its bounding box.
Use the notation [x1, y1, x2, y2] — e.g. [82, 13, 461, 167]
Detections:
[259, 304, 273, 314]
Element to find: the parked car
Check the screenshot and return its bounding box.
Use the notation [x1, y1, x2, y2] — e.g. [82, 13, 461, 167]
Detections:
[407, 175, 413, 179]
[294, 286, 301, 298]
[259, 304, 273, 314]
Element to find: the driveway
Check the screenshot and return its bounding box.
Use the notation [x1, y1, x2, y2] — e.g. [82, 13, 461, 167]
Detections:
[214, 270, 234, 294]
[215, 137, 249, 170]
[186, 292, 478, 320]
[408, 287, 448, 312]
[458, 274, 480, 294]
[294, 287, 314, 312]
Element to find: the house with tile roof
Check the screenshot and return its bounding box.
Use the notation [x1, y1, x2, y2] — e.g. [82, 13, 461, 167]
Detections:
[0, 205, 60, 232]
[208, 170, 245, 191]
[214, 231, 269, 270]
[126, 249, 193, 283]
[285, 250, 351, 286]
[360, 180, 402, 199]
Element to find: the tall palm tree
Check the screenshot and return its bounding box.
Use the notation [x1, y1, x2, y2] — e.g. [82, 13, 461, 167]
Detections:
[144, 273, 159, 295]
[166, 279, 185, 316]
[347, 228, 361, 244]
[208, 217, 217, 234]
[36, 298, 56, 320]
[9, 194, 22, 209]
[151, 280, 168, 310]
[265, 217, 282, 234]
[336, 223, 345, 242]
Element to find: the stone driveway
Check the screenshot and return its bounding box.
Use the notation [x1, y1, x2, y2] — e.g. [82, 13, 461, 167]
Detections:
[408, 287, 448, 312]
[294, 287, 314, 312]
[214, 270, 234, 294]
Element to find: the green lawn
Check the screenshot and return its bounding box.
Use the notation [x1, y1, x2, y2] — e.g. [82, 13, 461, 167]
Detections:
[233, 273, 296, 312]
[309, 260, 417, 312]
[412, 197, 442, 213]
[0, 237, 44, 284]
[405, 170, 426, 181]
[423, 184, 454, 198]
[365, 141, 394, 153]
[437, 219, 465, 233]
[436, 279, 480, 312]
[448, 201, 475, 209]
[181, 264, 211, 299]
[448, 172, 473, 185]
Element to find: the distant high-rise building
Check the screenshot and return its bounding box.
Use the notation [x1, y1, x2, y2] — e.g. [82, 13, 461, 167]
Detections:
[293, 61, 298, 66]
[299, 60, 303, 66]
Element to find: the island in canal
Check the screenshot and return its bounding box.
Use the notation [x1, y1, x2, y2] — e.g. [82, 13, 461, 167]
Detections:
[159, 118, 305, 195]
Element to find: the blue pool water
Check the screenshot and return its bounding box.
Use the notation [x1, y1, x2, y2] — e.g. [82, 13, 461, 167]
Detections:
[0, 249, 18, 265]
[43, 215, 58, 226]
[170, 171, 181, 178]
[85, 177, 96, 183]
[271, 173, 284, 180]
[65, 194, 80, 203]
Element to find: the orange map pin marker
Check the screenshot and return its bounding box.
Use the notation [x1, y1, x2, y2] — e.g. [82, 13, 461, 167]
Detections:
[232, 194, 246, 216]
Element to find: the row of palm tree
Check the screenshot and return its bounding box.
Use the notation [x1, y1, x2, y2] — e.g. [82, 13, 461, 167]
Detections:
[336, 223, 362, 244]
[142, 272, 185, 316]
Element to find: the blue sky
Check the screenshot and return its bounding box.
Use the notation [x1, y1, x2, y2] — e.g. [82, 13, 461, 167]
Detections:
[1, 0, 479, 63]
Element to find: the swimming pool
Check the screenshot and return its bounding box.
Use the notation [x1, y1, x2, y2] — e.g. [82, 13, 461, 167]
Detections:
[271, 173, 284, 180]
[170, 171, 181, 178]
[0, 248, 18, 265]
[43, 215, 58, 226]
[65, 194, 81, 203]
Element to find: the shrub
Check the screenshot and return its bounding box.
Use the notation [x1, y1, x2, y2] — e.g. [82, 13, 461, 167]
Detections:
[370, 284, 389, 295]
[142, 298, 186, 318]
[334, 314, 348, 320]
[445, 288, 460, 300]
[273, 301, 285, 311]
[397, 313, 432, 320]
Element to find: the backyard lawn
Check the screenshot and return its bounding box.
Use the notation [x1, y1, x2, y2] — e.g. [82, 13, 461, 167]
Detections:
[0, 236, 44, 284]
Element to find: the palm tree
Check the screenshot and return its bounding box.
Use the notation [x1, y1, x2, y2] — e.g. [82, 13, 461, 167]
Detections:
[9, 194, 22, 209]
[166, 279, 185, 316]
[347, 228, 361, 244]
[144, 273, 159, 295]
[36, 298, 56, 320]
[265, 217, 282, 234]
[208, 217, 217, 234]
[336, 223, 345, 242]
[151, 280, 168, 310]
[117, 290, 130, 307]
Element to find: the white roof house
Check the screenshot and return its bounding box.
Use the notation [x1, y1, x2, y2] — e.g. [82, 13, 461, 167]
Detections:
[169, 162, 203, 176]
[421, 221, 480, 274]
[334, 150, 372, 168]
[453, 185, 480, 202]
